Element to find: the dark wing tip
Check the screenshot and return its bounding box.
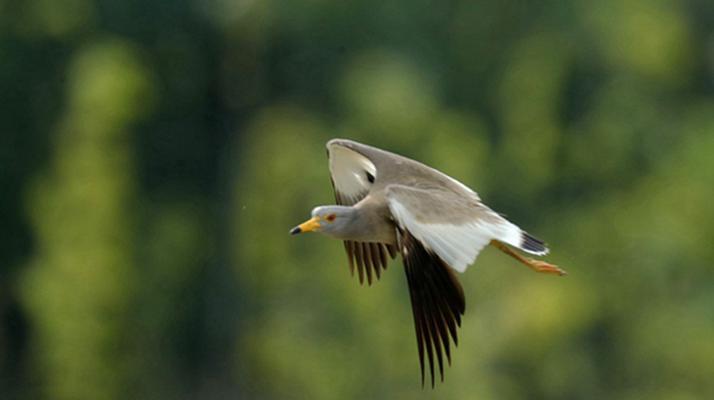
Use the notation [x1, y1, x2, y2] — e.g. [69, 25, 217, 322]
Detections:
[401, 230, 465, 388]
[343, 241, 390, 285]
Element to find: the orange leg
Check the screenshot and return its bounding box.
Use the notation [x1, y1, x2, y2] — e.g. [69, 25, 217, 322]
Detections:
[490, 240, 567, 276]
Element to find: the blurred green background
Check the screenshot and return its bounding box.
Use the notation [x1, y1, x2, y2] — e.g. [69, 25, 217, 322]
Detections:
[2, 0, 714, 399]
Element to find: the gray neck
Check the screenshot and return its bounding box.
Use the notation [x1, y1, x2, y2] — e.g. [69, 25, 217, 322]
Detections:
[336, 207, 368, 241]
[321, 204, 395, 244]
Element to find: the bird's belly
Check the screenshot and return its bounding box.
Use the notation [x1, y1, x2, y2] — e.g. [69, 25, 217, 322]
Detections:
[360, 219, 397, 245]
[371, 223, 397, 245]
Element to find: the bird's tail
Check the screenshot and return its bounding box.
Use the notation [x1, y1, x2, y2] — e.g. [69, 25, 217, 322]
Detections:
[519, 231, 549, 256]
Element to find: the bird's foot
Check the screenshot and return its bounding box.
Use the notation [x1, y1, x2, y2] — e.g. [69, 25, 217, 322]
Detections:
[527, 258, 567, 276]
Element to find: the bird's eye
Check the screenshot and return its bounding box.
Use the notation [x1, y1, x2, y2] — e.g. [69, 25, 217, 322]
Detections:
[326, 214, 336, 222]
[365, 171, 375, 183]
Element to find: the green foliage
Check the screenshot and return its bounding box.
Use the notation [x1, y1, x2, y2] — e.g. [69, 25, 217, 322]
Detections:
[21, 40, 152, 399]
[1, 0, 713, 399]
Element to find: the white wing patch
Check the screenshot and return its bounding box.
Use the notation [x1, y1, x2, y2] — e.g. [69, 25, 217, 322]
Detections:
[328, 143, 377, 203]
[388, 198, 522, 273]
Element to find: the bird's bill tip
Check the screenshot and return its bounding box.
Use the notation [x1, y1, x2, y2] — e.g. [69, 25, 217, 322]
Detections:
[290, 216, 321, 235]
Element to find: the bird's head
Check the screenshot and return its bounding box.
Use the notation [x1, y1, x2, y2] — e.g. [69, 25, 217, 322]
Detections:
[290, 205, 354, 237]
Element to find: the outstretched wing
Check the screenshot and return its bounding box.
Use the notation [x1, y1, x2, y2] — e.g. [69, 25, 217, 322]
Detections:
[386, 184, 543, 385]
[399, 229, 466, 387]
[327, 141, 397, 285]
[386, 184, 542, 273]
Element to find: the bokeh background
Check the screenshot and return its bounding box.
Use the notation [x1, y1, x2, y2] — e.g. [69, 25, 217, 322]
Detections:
[2, 0, 714, 399]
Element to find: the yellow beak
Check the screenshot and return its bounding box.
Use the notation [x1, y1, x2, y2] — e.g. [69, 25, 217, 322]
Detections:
[290, 216, 321, 235]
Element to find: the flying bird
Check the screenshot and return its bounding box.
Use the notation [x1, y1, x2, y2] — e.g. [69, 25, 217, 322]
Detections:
[290, 139, 566, 387]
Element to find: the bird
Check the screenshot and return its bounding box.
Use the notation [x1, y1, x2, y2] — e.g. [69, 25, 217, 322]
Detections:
[290, 138, 566, 387]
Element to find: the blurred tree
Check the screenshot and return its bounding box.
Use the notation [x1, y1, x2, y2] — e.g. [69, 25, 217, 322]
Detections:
[21, 40, 152, 400]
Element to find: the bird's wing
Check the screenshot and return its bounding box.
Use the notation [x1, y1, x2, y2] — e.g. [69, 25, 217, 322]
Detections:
[398, 228, 466, 387]
[327, 141, 397, 285]
[386, 184, 526, 273]
[386, 184, 550, 384]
